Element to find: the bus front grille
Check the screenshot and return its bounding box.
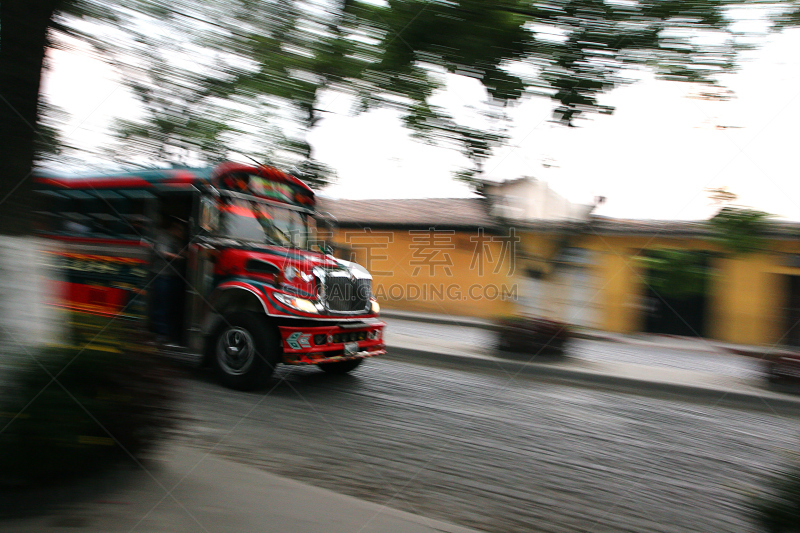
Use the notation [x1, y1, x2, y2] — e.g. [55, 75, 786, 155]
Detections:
[325, 276, 371, 313]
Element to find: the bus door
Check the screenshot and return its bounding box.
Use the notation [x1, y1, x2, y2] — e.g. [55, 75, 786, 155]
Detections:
[184, 193, 219, 354]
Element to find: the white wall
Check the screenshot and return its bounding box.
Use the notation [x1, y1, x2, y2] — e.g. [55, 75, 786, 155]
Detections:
[485, 177, 594, 222]
[0, 237, 65, 355]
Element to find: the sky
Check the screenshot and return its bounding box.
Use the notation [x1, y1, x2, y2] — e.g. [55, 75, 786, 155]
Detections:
[41, 24, 800, 222]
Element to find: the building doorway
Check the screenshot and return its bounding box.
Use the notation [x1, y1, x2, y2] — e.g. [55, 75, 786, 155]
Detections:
[785, 275, 800, 347]
[641, 250, 710, 337]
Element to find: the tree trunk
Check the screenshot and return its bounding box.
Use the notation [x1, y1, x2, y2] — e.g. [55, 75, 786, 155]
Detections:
[0, 1, 65, 350]
[0, 0, 62, 236]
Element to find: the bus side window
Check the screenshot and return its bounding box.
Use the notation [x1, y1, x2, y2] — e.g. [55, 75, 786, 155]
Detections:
[126, 200, 150, 239]
[62, 196, 95, 235]
[36, 190, 67, 235]
[89, 190, 124, 237]
[36, 188, 154, 241]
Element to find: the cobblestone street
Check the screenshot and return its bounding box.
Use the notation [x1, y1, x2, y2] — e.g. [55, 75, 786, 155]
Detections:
[176, 356, 799, 533]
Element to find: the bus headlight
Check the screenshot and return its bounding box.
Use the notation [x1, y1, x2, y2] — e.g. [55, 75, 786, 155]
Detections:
[293, 298, 318, 314]
[275, 293, 319, 314]
[371, 299, 380, 314]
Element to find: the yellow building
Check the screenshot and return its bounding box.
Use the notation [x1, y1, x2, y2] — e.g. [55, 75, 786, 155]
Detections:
[320, 198, 518, 319]
[577, 217, 800, 347]
[322, 198, 800, 347]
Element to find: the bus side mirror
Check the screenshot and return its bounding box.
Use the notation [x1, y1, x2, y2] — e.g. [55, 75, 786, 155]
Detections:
[314, 212, 337, 255]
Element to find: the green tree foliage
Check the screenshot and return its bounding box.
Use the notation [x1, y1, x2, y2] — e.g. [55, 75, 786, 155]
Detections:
[195, 0, 747, 179]
[708, 206, 773, 256]
[638, 249, 711, 300]
[77, 0, 338, 185]
[3, 1, 800, 226]
[33, 99, 71, 161]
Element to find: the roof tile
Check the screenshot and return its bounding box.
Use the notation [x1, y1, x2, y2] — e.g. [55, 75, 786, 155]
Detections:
[318, 197, 497, 229]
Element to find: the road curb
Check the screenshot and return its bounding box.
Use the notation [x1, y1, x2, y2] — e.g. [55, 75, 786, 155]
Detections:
[380, 310, 498, 330]
[387, 345, 800, 415]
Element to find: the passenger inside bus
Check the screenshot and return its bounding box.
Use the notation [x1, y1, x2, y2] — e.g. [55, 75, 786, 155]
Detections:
[150, 217, 187, 344]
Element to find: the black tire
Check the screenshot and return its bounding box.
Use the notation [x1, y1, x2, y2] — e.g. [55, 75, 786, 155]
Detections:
[317, 358, 363, 375]
[211, 312, 280, 391]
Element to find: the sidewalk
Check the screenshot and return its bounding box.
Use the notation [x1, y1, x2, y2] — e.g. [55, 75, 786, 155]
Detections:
[1, 445, 486, 533]
[381, 309, 800, 415]
[380, 308, 793, 357]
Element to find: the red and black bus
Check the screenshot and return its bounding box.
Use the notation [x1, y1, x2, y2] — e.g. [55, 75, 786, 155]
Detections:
[36, 162, 385, 390]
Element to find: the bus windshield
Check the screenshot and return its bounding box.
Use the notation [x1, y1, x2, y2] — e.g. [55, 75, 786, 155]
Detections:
[217, 196, 310, 249]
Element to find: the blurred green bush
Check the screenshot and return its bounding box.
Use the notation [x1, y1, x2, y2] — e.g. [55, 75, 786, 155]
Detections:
[496, 316, 572, 357]
[0, 331, 178, 486]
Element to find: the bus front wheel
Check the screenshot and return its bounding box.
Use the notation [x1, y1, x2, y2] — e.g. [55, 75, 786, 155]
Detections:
[211, 312, 280, 390]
